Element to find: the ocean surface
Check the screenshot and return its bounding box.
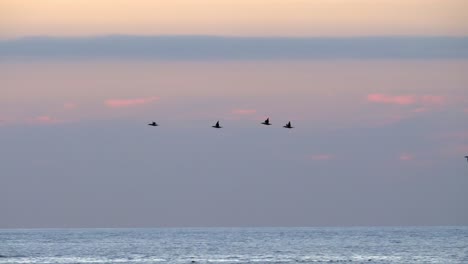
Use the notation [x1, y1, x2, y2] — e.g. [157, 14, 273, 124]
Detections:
[0, 227, 467, 264]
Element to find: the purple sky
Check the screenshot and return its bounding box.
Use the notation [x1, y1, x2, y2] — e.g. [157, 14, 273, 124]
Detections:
[1, 1, 468, 226]
[1, 52, 467, 227]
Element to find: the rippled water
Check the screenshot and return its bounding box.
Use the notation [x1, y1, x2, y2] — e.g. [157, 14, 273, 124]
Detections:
[0, 227, 467, 264]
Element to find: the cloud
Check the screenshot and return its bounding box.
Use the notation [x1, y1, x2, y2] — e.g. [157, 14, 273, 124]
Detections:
[366, 94, 448, 127]
[310, 154, 334, 161]
[105, 96, 159, 108]
[372, 114, 406, 126]
[32, 116, 63, 124]
[437, 131, 468, 140]
[421, 95, 445, 105]
[0, 116, 67, 125]
[223, 109, 261, 121]
[367, 94, 416, 105]
[399, 153, 414, 161]
[1, 36, 467, 60]
[367, 94, 446, 106]
[63, 102, 77, 110]
[456, 145, 468, 154]
[231, 109, 257, 115]
[412, 107, 428, 113]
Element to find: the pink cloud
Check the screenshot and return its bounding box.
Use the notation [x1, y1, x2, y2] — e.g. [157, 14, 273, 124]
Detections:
[105, 96, 159, 108]
[231, 109, 257, 115]
[0, 117, 21, 126]
[32, 116, 62, 124]
[413, 107, 428, 113]
[310, 154, 334, 161]
[64, 102, 77, 110]
[456, 145, 468, 154]
[399, 153, 414, 161]
[0, 116, 67, 125]
[421, 95, 445, 105]
[367, 95, 448, 127]
[438, 131, 468, 140]
[373, 114, 406, 126]
[367, 94, 446, 106]
[367, 94, 416, 105]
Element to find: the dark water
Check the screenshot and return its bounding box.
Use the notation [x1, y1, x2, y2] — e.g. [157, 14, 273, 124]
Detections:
[0, 227, 467, 264]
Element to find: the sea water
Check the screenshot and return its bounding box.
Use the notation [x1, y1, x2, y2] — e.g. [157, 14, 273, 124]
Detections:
[0, 227, 467, 264]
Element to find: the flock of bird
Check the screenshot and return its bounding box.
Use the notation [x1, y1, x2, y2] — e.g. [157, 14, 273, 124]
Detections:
[148, 118, 294, 129]
[148, 119, 468, 164]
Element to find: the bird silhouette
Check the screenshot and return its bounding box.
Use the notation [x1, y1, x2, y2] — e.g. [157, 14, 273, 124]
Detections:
[148, 122, 158, 126]
[212, 121, 222, 128]
[465, 156, 468, 163]
[283, 121, 293, 129]
[262, 118, 271, 126]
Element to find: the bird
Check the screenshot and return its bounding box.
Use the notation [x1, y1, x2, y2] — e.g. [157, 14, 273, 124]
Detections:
[465, 156, 468, 163]
[262, 118, 271, 126]
[212, 121, 222, 128]
[148, 122, 158, 126]
[283, 121, 293, 129]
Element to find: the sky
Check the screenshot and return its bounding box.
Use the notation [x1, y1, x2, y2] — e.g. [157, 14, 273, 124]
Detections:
[1, 0, 467, 228]
[1, 0, 468, 38]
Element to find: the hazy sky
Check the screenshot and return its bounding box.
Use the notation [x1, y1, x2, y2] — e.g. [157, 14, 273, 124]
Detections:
[1, 1, 467, 228]
[2, 0, 468, 38]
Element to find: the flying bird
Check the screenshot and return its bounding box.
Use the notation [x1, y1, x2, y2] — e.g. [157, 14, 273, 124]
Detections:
[262, 118, 271, 126]
[283, 121, 294, 129]
[148, 122, 158, 126]
[212, 121, 222, 128]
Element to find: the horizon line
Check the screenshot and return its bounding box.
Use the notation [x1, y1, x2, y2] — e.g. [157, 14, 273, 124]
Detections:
[3, 34, 468, 40]
[1, 35, 467, 60]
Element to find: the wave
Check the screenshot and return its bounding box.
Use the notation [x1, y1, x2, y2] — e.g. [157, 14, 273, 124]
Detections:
[0, 255, 400, 264]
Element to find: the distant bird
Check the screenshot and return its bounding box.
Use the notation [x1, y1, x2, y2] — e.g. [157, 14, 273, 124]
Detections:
[465, 156, 468, 163]
[283, 121, 294, 129]
[148, 122, 158, 126]
[212, 121, 222, 128]
[262, 118, 271, 126]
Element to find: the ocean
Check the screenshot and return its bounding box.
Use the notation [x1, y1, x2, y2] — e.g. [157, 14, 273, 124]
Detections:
[0, 227, 467, 264]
